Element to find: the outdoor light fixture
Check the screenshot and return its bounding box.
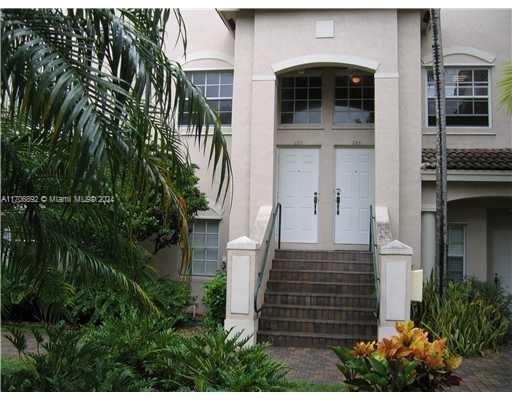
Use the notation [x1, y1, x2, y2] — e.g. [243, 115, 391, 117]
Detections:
[351, 75, 361, 84]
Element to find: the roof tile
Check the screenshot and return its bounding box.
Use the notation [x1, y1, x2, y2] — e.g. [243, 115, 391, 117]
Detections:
[421, 148, 512, 171]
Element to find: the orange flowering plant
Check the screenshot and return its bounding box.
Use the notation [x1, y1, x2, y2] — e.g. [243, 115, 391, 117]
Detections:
[333, 321, 462, 391]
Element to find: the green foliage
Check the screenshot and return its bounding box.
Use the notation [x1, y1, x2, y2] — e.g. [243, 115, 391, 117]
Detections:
[333, 321, 462, 392]
[2, 323, 154, 392]
[412, 277, 511, 356]
[3, 319, 289, 392]
[147, 326, 289, 391]
[333, 347, 419, 392]
[202, 272, 227, 327]
[499, 61, 512, 113]
[68, 278, 192, 325]
[129, 163, 209, 254]
[1, 8, 231, 314]
[4, 327, 27, 358]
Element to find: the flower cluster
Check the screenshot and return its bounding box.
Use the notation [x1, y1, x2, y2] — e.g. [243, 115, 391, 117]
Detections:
[334, 321, 463, 391]
[351, 321, 462, 371]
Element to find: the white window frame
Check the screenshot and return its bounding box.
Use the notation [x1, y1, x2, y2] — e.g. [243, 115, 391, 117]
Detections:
[191, 219, 220, 277]
[447, 223, 466, 282]
[180, 69, 233, 128]
[425, 66, 492, 129]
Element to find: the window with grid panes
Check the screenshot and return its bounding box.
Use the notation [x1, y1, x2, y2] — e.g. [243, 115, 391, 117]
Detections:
[447, 224, 465, 282]
[280, 76, 322, 124]
[191, 220, 220, 276]
[180, 71, 233, 126]
[334, 74, 374, 124]
[427, 68, 490, 127]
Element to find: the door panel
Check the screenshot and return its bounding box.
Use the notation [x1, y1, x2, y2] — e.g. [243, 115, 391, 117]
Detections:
[335, 148, 374, 244]
[278, 148, 319, 243]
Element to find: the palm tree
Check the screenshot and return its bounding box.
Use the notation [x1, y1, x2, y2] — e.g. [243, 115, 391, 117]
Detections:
[430, 9, 448, 296]
[1, 9, 231, 310]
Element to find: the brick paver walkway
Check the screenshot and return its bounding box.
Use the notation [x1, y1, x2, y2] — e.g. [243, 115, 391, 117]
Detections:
[267, 345, 512, 391]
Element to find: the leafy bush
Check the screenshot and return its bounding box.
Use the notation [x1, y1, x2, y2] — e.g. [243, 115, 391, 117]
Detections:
[412, 278, 511, 356]
[202, 272, 227, 327]
[146, 326, 289, 391]
[68, 278, 191, 326]
[3, 319, 289, 392]
[2, 323, 154, 392]
[333, 321, 462, 392]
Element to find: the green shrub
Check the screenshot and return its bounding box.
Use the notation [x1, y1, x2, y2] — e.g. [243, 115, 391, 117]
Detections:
[68, 278, 191, 325]
[146, 326, 289, 391]
[333, 321, 462, 392]
[2, 323, 154, 391]
[3, 317, 289, 392]
[412, 277, 511, 356]
[202, 272, 227, 327]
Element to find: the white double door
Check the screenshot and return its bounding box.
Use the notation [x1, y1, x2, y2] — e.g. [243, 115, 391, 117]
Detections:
[278, 148, 320, 243]
[334, 148, 374, 245]
[277, 147, 374, 245]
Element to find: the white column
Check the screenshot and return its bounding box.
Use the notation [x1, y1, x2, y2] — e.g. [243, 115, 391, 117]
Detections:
[421, 211, 436, 280]
[224, 236, 259, 345]
[374, 73, 400, 238]
[229, 13, 254, 240]
[378, 239, 413, 340]
[249, 78, 276, 225]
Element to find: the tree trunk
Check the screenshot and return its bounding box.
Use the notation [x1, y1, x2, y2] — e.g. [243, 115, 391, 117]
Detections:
[430, 9, 448, 296]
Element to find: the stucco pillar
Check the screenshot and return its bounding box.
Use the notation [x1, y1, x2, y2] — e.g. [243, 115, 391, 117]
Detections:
[378, 240, 413, 340]
[224, 236, 259, 345]
[248, 78, 276, 225]
[374, 73, 400, 238]
[229, 13, 254, 240]
[421, 211, 436, 280]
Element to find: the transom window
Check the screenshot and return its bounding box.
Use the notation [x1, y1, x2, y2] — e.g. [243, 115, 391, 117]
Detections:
[191, 220, 220, 276]
[280, 76, 322, 124]
[447, 224, 465, 283]
[427, 68, 490, 127]
[180, 70, 233, 126]
[335, 74, 374, 124]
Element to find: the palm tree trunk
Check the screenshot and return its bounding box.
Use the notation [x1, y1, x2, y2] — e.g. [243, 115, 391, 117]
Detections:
[430, 9, 448, 296]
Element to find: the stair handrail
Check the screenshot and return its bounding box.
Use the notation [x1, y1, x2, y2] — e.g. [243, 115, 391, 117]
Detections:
[254, 202, 282, 315]
[369, 205, 380, 318]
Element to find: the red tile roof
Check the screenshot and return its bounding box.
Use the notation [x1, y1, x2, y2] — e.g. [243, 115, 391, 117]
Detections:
[422, 148, 512, 171]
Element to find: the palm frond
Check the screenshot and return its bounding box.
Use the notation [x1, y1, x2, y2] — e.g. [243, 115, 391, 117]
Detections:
[499, 61, 512, 113]
[1, 9, 232, 291]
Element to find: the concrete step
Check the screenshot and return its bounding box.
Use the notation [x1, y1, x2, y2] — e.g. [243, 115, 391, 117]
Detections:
[264, 291, 377, 308]
[272, 258, 373, 272]
[261, 304, 376, 321]
[269, 269, 374, 284]
[259, 316, 377, 336]
[266, 280, 374, 295]
[275, 249, 372, 263]
[258, 330, 374, 348]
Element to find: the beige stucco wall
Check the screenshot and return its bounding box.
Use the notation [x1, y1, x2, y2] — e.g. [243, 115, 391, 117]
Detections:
[398, 11, 423, 267]
[155, 10, 236, 313]
[421, 181, 512, 280]
[155, 9, 511, 303]
[225, 9, 425, 251]
[421, 9, 512, 148]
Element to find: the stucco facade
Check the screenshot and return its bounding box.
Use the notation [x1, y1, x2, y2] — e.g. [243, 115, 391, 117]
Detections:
[158, 8, 512, 312]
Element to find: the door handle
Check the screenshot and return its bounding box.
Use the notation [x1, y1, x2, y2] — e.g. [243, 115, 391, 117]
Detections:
[313, 192, 318, 215]
[336, 188, 341, 215]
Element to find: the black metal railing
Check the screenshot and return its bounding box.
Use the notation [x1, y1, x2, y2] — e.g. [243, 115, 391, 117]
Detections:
[254, 203, 282, 315]
[369, 205, 380, 317]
